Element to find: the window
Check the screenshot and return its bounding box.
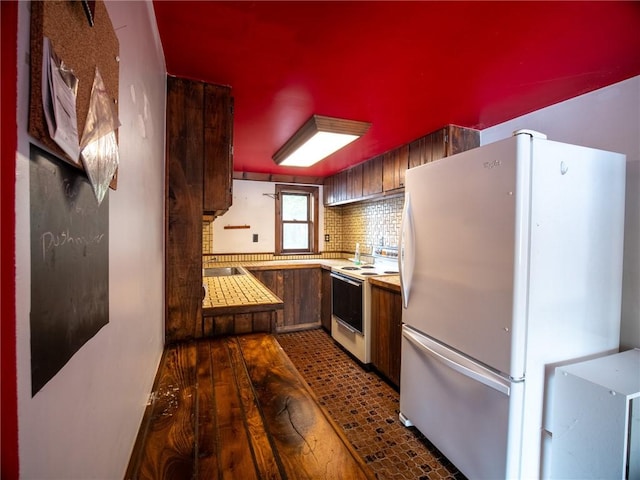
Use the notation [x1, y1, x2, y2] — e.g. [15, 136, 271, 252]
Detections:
[275, 184, 319, 255]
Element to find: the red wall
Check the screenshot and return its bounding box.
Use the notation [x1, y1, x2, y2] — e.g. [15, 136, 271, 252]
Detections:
[1, 0, 19, 478]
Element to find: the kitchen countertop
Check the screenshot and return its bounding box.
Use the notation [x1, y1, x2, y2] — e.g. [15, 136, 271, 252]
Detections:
[369, 275, 401, 292]
[202, 267, 283, 314]
[203, 259, 402, 313]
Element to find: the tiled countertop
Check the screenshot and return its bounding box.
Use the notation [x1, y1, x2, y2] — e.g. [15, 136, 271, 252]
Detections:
[203, 259, 403, 313]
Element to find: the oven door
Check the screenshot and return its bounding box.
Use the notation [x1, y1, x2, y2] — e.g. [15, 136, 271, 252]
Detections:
[331, 272, 364, 334]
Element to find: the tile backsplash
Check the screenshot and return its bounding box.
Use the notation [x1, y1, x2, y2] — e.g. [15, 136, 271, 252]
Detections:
[203, 220, 214, 254]
[203, 194, 404, 257]
[337, 195, 404, 254]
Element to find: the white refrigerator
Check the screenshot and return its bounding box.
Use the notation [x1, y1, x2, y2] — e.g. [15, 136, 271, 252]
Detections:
[398, 130, 626, 479]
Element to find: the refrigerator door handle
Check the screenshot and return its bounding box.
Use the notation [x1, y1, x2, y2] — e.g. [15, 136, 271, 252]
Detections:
[402, 326, 512, 396]
[400, 194, 415, 309]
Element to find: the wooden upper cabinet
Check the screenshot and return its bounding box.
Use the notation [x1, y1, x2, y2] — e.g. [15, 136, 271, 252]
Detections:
[408, 125, 479, 169]
[362, 155, 383, 197]
[203, 83, 234, 217]
[166, 76, 204, 344]
[323, 125, 479, 206]
[165, 76, 234, 344]
[382, 145, 408, 192]
[346, 164, 363, 200]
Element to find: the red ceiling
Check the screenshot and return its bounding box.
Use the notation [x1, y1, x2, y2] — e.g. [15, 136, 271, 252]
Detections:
[153, 1, 640, 178]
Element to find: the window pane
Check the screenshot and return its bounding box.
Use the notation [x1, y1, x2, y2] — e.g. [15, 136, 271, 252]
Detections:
[283, 223, 309, 250]
[282, 193, 308, 221]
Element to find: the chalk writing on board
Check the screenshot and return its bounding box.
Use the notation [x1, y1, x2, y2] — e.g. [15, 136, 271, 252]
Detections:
[30, 144, 109, 396]
[41, 229, 106, 261]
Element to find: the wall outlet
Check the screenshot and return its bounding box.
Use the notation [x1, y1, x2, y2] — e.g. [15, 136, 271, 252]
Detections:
[253, 234, 258, 243]
[324, 234, 330, 242]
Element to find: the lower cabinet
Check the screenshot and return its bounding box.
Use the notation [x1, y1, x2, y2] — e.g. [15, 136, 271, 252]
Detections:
[370, 283, 402, 388]
[203, 310, 276, 337]
[321, 268, 332, 333]
[249, 267, 322, 332]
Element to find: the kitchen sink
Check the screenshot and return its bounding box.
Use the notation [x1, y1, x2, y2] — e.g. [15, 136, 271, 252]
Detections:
[203, 267, 244, 277]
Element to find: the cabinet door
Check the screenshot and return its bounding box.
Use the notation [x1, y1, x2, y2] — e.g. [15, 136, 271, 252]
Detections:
[335, 170, 348, 203]
[408, 128, 445, 168]
[249, 269, 284, 329]
[346, 164, 363, 200]
[282, 268, 322, 331]
[408, 126, 479, 170]
[446, 125, 480, 157]
[323, 175, 335, 205]
[382, 145, 408, 192]
[370, 285, 402, 387]
[203, 84, 233, 216]
[321, 269, 332, 332]
[166, 76, 204, 343]
[362, 155, 383, 197]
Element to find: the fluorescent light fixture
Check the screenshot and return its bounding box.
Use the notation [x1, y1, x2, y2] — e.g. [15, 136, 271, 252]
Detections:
[273, 115, 371, 167]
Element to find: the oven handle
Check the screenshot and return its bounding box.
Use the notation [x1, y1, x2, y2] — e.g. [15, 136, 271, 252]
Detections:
[330, 272, 363, 287]
[335, 317, 359, 334]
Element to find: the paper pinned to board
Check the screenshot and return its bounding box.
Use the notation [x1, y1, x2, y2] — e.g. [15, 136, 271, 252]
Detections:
[42, 36, 81, 164]
[80, 67, 120, 204]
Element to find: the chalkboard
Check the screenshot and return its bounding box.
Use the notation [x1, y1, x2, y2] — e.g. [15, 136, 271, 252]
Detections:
[30, 144, 109, 396]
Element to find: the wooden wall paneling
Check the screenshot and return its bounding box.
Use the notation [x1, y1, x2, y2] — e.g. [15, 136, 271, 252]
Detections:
[166, 77, 204, 344]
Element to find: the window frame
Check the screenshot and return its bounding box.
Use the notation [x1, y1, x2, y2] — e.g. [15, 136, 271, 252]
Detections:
[275, 184, 319, 255]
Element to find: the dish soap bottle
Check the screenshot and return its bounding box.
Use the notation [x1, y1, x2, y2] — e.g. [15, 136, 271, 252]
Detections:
[355, 243, 361, 265]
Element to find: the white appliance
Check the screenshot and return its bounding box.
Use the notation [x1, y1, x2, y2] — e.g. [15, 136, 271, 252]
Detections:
[398, 130, 626, 479]
[331, 247, 399, 363]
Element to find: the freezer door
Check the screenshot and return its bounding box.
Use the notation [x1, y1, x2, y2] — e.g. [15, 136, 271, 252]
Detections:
[401, 135, 530, 377]
[400, 325, 525, 479]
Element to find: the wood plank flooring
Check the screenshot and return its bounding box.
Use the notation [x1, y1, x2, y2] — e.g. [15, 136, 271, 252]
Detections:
[126, 334, 375, 479]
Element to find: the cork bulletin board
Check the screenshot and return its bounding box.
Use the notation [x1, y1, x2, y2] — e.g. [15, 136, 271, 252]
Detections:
[28, 0, 119, 188]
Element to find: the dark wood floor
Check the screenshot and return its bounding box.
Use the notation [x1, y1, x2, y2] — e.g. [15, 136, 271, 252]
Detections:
[126, 334, 375, 479]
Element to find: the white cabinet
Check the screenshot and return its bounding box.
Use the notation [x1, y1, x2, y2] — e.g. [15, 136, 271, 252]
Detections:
[551, 349, 640, 479]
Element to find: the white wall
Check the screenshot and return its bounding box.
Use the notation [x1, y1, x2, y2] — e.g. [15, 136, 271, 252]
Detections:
[213, 180, 325, 253]
[481, 76, 640, 350]
[15, 1, 166, 477]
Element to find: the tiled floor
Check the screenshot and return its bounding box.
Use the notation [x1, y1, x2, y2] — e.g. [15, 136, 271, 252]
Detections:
[276, 328, 467, 480]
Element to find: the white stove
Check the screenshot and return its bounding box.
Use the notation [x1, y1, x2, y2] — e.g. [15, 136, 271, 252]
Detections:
[332, 245, 399, 278]
[330, 247, 399, 364]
